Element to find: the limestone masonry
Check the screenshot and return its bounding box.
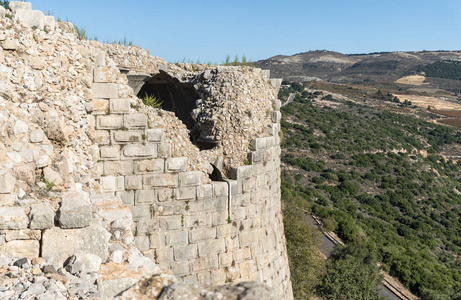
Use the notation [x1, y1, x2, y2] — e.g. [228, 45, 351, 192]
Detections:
[0, 2, 292, 299]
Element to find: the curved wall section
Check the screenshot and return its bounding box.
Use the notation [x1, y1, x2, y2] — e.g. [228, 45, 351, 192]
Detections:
[91, 64, 293, 299]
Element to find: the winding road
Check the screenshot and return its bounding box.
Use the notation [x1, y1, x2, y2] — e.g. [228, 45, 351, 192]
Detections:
[305, 214, 404, 300]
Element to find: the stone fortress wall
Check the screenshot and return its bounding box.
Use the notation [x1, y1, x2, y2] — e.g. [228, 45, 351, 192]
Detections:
[0, 2, 292, 299]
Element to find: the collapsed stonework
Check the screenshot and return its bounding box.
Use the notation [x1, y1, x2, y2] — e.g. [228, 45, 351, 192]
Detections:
[0, 2, 292, 299]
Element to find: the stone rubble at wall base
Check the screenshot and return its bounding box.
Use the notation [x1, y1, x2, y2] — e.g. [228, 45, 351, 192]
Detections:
[0, 1, 293, 299]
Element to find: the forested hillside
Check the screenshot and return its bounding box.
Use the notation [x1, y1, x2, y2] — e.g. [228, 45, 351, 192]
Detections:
[280, 82, 461, 299]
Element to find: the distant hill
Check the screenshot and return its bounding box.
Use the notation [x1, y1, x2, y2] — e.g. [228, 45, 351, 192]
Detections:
[256, 50, 461, 92]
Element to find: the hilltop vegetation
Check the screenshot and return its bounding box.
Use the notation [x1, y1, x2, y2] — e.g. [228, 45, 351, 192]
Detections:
[280, 82, 461, 299]
[420, 60, 461, 81]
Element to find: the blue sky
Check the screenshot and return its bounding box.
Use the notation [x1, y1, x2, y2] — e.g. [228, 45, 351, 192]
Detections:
[30, 0, 461, 63]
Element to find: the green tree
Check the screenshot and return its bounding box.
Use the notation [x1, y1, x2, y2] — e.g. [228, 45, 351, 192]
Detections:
[317, 244, 384, 300]
[283, 205, 325, 299]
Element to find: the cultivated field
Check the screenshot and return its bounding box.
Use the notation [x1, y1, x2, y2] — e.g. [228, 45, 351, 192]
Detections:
[394, 94, 461, 110]
[395, 75, 428, 85]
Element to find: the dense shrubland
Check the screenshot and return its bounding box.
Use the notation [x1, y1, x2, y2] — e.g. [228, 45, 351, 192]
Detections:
[280, 83, 461, 298]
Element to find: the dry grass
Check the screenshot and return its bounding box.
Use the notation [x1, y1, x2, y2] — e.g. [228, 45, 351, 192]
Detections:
[395, 75, 428, 85]
[394, 94, 461, 110]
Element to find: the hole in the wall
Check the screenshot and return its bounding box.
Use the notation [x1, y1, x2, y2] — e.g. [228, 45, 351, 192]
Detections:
[209, 164, 224, 182]
[137, 71, 218, 150]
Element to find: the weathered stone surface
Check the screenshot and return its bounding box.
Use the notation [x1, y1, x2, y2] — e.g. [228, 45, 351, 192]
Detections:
[115, 273, 177, 300]
[157, 281, 274, 300]
[0, 240, 40, 258]
[98, 278, 137, 299]
[43, 167, 63, 186]
[0, 207, 27, 229]
[165, 157, 187, 172]
[9, 1, 32, 10]
[29, 129, 44, 143]
[0, 173, 16, 194]
[42, 223, 110, 265]
[92, 83, 118, 98]
[57, 192, 92, 229]
[2, 39, 19, 50]
[29, 203, 55, 229]
[5, 229, 41, 241]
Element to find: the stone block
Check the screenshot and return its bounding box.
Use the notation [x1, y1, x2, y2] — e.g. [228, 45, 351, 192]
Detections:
[97, 115, 123, 129]
[43, 167, 63, 186]
[189, 228, 216, 243]
[271, 111, 282, 123]
[192, 256, 218, 272]
[44, 15, 55, 30]
[113, 130, 142, 143]
[94, 67, 117, 83]
[197, 238, 226, 257]
[0, 207, 27, 229]
[174, 244, 197, 261]
[242, 177, 256, 193]
[146, 129, 164, 142]
[233, 207, 247, 221]
[216, 224, 234, 238]
[125, 175, 143, 190]
[42, 223, 110, 265]
[5, 229, 41, 241]
[123, 144, 157, 158]
[98, 278, 137, 299]
[229, 165, 252, 180]
[227, 180, 241, 195]
[159, 216, 182, 230]
[134, 159, 164, 174]
[165, 231, 188, 246]
[225, 235, 240, 251]
[130, 206, 152, 222]
[212, 211, 228, 226]
[134, 235, 150, 251]
[178, 171, 201, 187]
[100, 176, 124, 192]
[184, 213, 212, 228]
[250, 137, 267, 151]
[219, 252, 233, 268]
[0, 173, 16, 194]
[212, 268, 227, 285]
[171, 261, 190, 275]
[175, 187, 196, 200]
[197, 271, 212, 285]
[92, 99, 109, 114]
[29, 203, 54, 230]
[0, 240, 39, 258]
[104, 160, 133, 176]
[116, 191, 135, 206]
[249, 150, 263, 164]
[10, 1, 32, 10]
[166, 157, 187, 172]
[92, 83, 118, 99]
[124, 114, 147, 128]
[212, 197, 228, 212]
[144, 173, 178, 188]
[110, 98, 131, 114]
[156, 188, 174, 202]
[13, 9, 45, 30]
[136, 220, 156, 235]
[268, 123, 280, 136]
[157, 143, 171, 158]
[57, 192, 91, 229]
[135, 190, 156, 205]
[197, 184, 212, 199]
[2, 39, 19, 50]
[29, 129, 44, 143]
[212, 181, 228, 197]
